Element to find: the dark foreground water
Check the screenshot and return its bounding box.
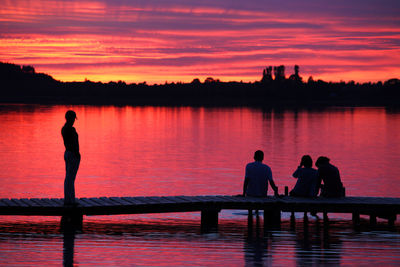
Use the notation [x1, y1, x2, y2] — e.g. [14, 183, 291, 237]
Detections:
[1, 216, 400, 266]
[0, 104, 400, 265]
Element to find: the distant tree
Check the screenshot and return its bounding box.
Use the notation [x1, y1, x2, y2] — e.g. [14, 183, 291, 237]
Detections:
[22, 65, 35, 74]
[1, 61, 398, 106]
[191, 78, 201, 84]
[273, 65, 285, 81]
[289, 65, 302, 82]
[385, 78, 400, 86]
[261, 66, 273, 82]
[204, 77, 215, 83]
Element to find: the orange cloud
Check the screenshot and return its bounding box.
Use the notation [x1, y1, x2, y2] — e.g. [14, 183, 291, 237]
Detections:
[1, 0, 399, 84]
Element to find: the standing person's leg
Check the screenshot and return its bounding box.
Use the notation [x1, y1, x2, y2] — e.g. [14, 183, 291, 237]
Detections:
[70, 155, 80, 202]
[64, 151, 80, 205]
[64, 151, 73, 205]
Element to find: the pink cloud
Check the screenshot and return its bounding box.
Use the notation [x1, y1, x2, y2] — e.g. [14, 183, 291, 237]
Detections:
[0, 0, 399, 83]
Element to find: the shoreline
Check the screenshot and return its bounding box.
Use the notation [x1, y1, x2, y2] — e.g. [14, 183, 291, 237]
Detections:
[2, 62, 400, 107]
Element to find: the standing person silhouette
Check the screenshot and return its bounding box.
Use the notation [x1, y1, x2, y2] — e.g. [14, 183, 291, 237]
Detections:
[243, 150, 279, 197]
[62, 110, 80, 206]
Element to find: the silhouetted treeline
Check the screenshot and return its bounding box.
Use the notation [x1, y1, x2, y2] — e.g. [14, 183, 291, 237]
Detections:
[1, 62, 399, 106]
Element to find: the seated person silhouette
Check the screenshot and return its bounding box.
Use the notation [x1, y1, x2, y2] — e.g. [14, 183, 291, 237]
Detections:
[290, 155, 318, 197]
[316, 156, 345, 197]
[243, 150, 278, 197]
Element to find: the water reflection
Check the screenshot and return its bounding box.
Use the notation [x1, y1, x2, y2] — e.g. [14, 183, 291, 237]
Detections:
[1, 105, 400, 264]
[243, 214, 345, 266]
[244, 213, 272, 266]
[62, 228, 76, 267]
[0, 218, 399, 266]
[293, 218, 343, 266]
[1, 105, 400, 199]
[61, 215, 82, 267]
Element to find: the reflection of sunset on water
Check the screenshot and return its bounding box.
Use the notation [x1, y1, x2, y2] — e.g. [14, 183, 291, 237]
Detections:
[1, 105, 400, 266]
[1, 0, 399, 83]
[0, 105, 399, 199]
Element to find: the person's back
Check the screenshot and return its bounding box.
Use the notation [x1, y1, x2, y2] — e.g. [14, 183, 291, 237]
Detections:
[316, 157, 344, 197]
[245, 161, 271, 197]
[243, 150, 278, 197]
[290, 155, 318, 197]
[291, 167, 318, 197]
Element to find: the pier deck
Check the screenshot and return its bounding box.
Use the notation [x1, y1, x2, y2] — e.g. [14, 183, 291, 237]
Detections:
[0, 195, 399, 227]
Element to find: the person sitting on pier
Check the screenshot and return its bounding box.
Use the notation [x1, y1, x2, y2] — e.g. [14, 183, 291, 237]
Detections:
[315, 156, 345, 197]
[62, 110, 81, 206]
[290, 155, 318, 197]
[243, 150, 279, 197]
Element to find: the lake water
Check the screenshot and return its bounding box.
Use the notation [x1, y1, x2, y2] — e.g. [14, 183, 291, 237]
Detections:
[0, 104, 400, 266]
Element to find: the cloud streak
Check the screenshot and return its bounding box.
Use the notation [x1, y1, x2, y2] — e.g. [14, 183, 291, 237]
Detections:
[1, 0, 399, 83]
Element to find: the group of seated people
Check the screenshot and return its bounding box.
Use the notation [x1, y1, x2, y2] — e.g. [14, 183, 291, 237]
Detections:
[243, 151, 345, 198]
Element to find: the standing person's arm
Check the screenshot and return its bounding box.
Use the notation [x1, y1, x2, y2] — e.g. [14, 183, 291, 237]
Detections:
[72, 127, 80, 159]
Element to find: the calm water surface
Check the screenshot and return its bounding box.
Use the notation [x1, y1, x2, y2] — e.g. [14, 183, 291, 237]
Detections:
[0, 104, 400, 266]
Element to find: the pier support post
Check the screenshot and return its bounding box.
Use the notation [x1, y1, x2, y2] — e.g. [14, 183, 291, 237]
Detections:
[303, 212, 309, 226]
[61, 207, 83, 230]
[323, 212, 329, 226]
[247, 210, 253, 227]
[201, 209, 219, 231]
[370, 214, 377, 226]
[352, 212, 360, 227]
[290, 211, 296, 230]
[388, 214, 396, 228]
[264, 208, 281, 229]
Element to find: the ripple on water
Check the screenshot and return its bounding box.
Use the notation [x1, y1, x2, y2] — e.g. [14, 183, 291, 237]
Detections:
[1, 216, 399, 266]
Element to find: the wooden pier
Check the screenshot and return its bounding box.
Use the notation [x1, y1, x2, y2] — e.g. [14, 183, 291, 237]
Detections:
[0, 195, 399, 229]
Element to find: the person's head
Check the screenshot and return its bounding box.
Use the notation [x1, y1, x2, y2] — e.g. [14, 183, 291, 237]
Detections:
[301, 155, 313, 168]
[315, 156, 330, 168]
[65, 110, 77, 124]
[254, 150, 264, 162]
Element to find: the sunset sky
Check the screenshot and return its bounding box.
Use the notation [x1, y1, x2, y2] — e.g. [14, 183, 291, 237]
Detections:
[1, 0, 400, 84]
